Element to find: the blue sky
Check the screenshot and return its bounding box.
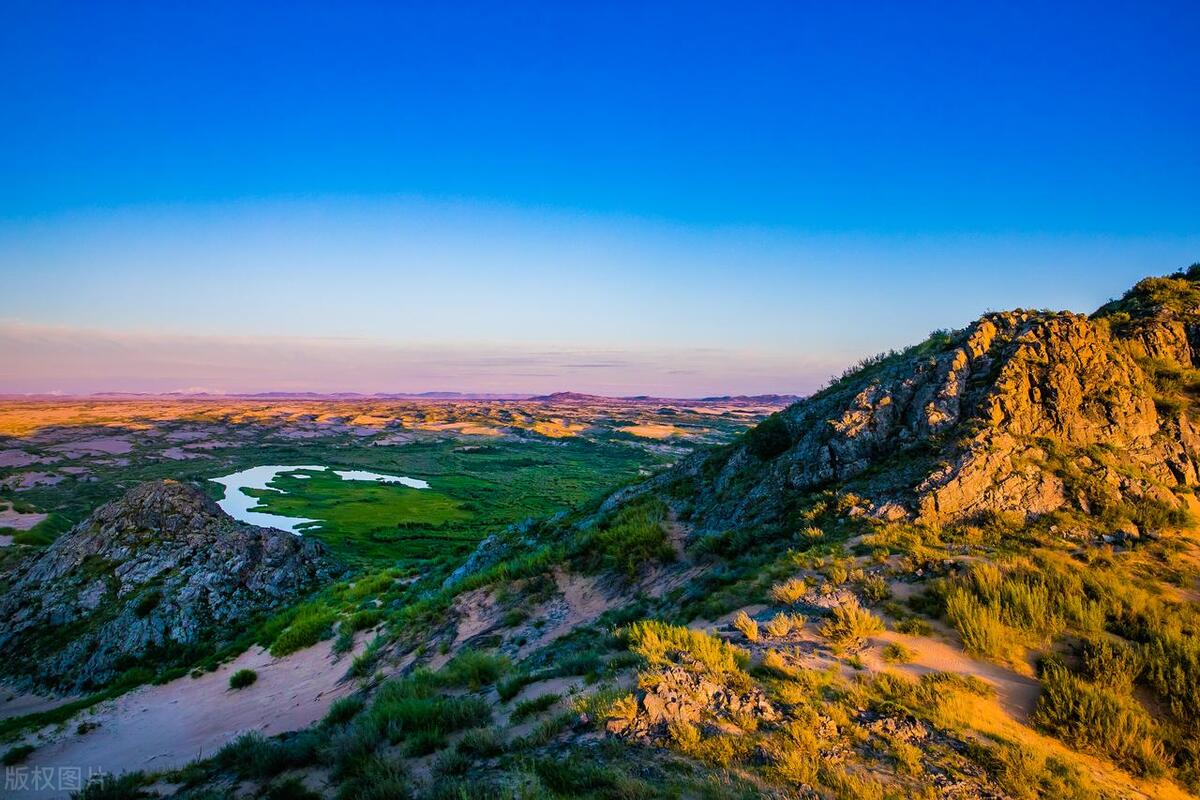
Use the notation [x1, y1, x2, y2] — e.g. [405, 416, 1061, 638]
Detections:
[1, 1, 1198, 394]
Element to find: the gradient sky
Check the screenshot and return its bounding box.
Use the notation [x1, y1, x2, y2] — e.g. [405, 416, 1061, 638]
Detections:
[1, 1, 1198, 395]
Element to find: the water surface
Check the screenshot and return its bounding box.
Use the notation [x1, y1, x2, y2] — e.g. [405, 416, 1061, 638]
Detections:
[211, 465, 428, 534]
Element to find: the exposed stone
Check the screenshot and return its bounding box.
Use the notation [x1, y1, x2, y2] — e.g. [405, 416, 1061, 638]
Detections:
[630, 282, 1200, 535]
[607, 665, 777, 740]
[0, 480, 344, 692]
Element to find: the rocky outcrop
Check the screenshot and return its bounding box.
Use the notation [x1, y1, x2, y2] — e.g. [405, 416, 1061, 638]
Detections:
[0, 480, 343, 692]
[606, 665, 778, 740]
[643, 269, 1200, 533]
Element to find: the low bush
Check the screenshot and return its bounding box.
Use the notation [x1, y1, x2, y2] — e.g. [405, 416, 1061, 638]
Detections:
[496, 672, 538, 702]
[214, 730, 321, 780]
[333, 755, 409, 800]
[2, 743, 35, 765]
[625, 620, 749, 677]
[70, 772, 152, 799]
[732, 610, 759, 642]
[367, 678, 491, 744]
[440, 649, 509, 690]
[229, 669, 257, 690]
[510, 693, 560, 722]
[263, 777, 322, 800]
[769, 577, 807, 606]
[818, 601, 884, 648]
[583, 498, 675, 578]
[270, 606, 337, 657]
[945, 587, 1013, 659]
[456, 726, 505, 758]
[764, 612, 804, 638]
[323, 695, 365, 727]
[1031, 663, 1167, 777]
[745, 413, 792, 460]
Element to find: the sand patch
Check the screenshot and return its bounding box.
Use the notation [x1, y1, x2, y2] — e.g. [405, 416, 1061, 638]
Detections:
[0, 503, 48, 531]
[47, 436, 133, 456]
[163, 429, 214, 442]
[536, 569, 618, 645]
[1, 472, 63, 490]
[184, 440, 240, 450]
[0, 689, 80, 721]
[160, 447, 204, 460]
[864, 629, 1040, 721]
[418, 422, 505, 437]
[6, 639, 357, 799]
[0, 449, 45, 467]
[372, 432, 418, 446]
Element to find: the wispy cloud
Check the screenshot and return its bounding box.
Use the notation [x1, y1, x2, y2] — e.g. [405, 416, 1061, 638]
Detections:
[0, 322, 841, 396]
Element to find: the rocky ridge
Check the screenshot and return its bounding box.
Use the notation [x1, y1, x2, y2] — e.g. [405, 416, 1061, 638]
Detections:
[0, 480, 343, 692]
[632, 268, 1200, 537]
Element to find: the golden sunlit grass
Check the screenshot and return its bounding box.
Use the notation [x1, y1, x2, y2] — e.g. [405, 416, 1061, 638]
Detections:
[531, 419, 588, 438]
[621, 422, 684, 439]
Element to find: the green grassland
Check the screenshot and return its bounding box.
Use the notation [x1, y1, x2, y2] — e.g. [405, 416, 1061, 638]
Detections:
[244, 469, 473, 565]
[2, 430, 668, 570]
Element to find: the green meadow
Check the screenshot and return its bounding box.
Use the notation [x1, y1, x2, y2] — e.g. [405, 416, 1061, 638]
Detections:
[224, 437, 661, 568]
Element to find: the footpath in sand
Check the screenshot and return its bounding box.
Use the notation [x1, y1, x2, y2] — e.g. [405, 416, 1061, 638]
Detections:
[3, 639, 356, 799]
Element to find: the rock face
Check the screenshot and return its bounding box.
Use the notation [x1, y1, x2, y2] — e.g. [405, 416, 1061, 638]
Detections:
[639, 268, 1200, 533]
[606, 665, 778, 740]
[0, 480, 343, 692]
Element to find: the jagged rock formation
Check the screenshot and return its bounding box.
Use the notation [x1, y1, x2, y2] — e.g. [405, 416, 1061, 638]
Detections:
[638, 268, 1200, 534]
[0, 480, 343, 692]
[606, 666, 779, 740]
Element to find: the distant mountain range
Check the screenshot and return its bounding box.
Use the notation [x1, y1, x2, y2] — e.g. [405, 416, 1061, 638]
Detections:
[2, 390, 803, 404]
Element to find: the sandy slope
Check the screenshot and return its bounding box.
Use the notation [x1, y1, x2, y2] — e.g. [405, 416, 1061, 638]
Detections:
[6, 639, 356, 799]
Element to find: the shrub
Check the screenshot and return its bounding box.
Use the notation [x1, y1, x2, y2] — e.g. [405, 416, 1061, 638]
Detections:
[496, 672, 537, 702]
[1032, 663, 1167, 776]
[770, 578, 808, 607]
[264, 777, 322, 800]
[270, 606, 336, 657]
[625, 620, 749, 677]
[133, 589, 161, 618]
[732, 611, 759, 642]
[819, 601, 884, 649]
[333, 755, 409, 800]
[456, 726, 504, 758]
[403, 727, 447, 756]
[518, 711, 575, 748]
[214, 731, 317, 779]
[433, 748, 471, 776]
[323, 695, 365, 727]
[1079, 638, 1141, 693]
[510, 693, 560, 723]
[70, 772, 152, 799]
[2, 743, 34, 765]
[328, 722, 381, 780]
[585, 498, 675, 578]
[440, 649, 509, 690]
[881, 642, 914, 664]
[860, 574, 891, 604]
[368, 678, 491, 744]
[764, 612, 804, 639]
[945, 587, 1011, 659]
[332, 628, 355, 655]
[746, 413, 791, 460]
[229, 669, 258, 690]
[893, 616, 933, 636]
